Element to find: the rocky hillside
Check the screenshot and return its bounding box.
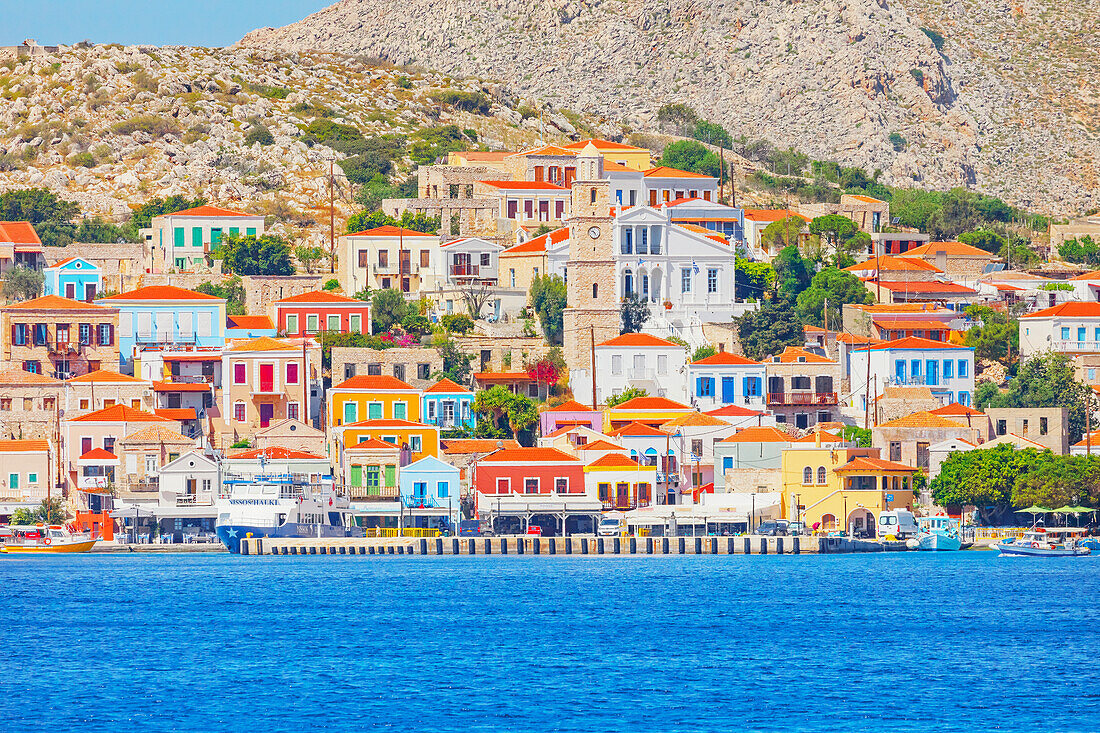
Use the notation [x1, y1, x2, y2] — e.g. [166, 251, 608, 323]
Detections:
[0, 44, 585, 243]
[239, 0, 1100, 215]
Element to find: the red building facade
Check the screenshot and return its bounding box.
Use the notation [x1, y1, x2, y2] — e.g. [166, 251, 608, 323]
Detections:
[274, 291, 372, 337]
[473, 447, 585, 495]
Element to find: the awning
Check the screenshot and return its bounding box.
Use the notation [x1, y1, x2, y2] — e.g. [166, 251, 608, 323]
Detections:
[161, 354, 221, 361]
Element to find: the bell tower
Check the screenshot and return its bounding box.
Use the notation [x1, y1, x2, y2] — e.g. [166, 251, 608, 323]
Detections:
[562, 154, 619, 405]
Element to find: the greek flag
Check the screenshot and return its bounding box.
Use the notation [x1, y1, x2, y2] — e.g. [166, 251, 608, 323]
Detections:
[637, 258, 645, 266]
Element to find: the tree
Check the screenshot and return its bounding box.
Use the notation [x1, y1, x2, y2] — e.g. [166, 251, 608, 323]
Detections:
[658, 140, 722, 177]
[620, 293, 651, 334]
[963, 305, 1019, 367]
[734, 258, 776, 300]
[294, 246, 327, 274]
[2, 265, 43, 301]
[736, 299, 803, 360]
[930, 444, 1044, 524]
[211, 233, 294, 276]
[1011, 455, 1100, 510]
[435, 335, 474, 384]
[808, 215, 859, 265]
[606, 386, 648, 407]
[0, 188, 81, 246]
[440, 313, 473, 334]
[458, 281, 494, 320]
[529, 274, 567, 343]
[656, 103, 698, 135]
[760, 216, 805, 253]
[323, 278, 340, 291]
[692, 345, 717, 362]
[10, 497, 71, 526]
[346, 208, 439, 235]
[841, 425, 872, 447]
[473, 386, 538, 445]
[987, 353, 1093, 442]
[772, 245, 812, 299]
[371, 288, 410, 333]
[795, 267, 873, 328]
[1058, 235, 1100, 267]
[195, 277, 246, 316]
[959, 229, 1007, 256]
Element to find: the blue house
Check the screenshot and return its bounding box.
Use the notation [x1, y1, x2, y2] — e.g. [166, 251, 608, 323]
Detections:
[43, 257, 102, 301]
[96, 285, 227, 371]
[421, 377, 475, 431]
[398, 455, 460, 530]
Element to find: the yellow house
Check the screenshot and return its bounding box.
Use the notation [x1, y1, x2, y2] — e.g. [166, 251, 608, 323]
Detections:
[328, 375, 421, 429]
[499, 227, 563, 291]
[335, 418, 440, 464]
[583, 453, 658, 511]
[604, 396, 694, 432]
[781, 446, 915, 537]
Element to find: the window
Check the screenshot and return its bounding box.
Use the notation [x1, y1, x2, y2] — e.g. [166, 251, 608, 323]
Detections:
[420, 250, 430, 268]
[681, 268, 691, 293]
[996, 419, 1007, 436]
[394, 402, 407, 420]
[890, 441, 902, 461]
[234, 402, 245, 422]
[367, 363, 382, 376]
[28, 473, 37, 484]
[691, 439, 703, 457]
[349, 315, 361, 333]
[958, 360, 969, 378]
[327, 314, 340, 331]
[306, 314, 319, 333]
[437, 481, 449, 498]
[12, 323, 27, 345]
[427, 401, 437, 419]
[410, 436, 422, 453]
[598, 483, 610, 502]
[97, 323, 113, 346]
[286, 362, 299, 385]
[34, 323, 48, 346]
[1040, 417, 1048, 435]
[621, 229, 633, 255]
[697, 377, 715, 397]
[366, 466, 380, 489]
[344, 364, 356, 380]
[943, 359, 954, 379]
[0, 398, 8, 411]
[527, 382, 539, 398]
[367, 403, 382, 420]
[358, 250, 369, 268]
[555, 477, 568, 493]
[233, 363, 246, 384]
[524, 478, 539, 494]
[417, 363, 430, 380]
[817, 467, 826, 484]
[611, 355, 622, 375]
[393, 364, 406, 381]
[802, 466, 812, 484]
[480, 253, 491, 267]
[791, 376, 811, 390]
[657, 355, 667, 374]
[288, 403, 300, 421]
[1061, 327, 1070, 340]
[79, 323, 91, 345]
[24, 361, 40, 374]
[496, 478, 510, 494]
[286, 314, 298, 334]
[378, 250, 388, 267]
[592, 283, 598, 299]
[707, 268, 718, 293]
[916, 442, 930, 470]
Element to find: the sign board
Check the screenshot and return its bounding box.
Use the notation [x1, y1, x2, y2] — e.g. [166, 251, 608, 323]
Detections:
[886, 493, 894, 501]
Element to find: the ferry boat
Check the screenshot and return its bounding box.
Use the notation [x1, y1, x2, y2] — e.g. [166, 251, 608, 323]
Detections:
[994, 527, 1091, 557]
[906, 515, 963, 551]
[0, 524, 98, 553]
[214, 473, 359, 553]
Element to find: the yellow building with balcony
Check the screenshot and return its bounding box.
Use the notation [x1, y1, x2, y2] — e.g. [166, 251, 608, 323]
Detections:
[781, 446, 916, 537]
[328, 375, 422, 429]
[334, 418, 440, 467]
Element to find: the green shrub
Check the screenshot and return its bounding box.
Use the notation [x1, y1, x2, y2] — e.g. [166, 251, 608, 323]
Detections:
[432, 90, 491, 114]
[889, 132, 907, 151]
[111, 114, 179, 137]
[921, 28, 945, 51]
[244, 123, 274, 146]
[71, 152, 96, 168]
[910, 68, 925, 85]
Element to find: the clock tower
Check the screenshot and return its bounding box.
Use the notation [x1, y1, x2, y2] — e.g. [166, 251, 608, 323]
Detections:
[562, 154, 619, 405]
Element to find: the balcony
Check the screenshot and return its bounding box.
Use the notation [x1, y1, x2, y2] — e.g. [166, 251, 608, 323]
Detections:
[450, 264, 481, 278]
[129, 478, 160, 493]
[349, 485, 399, 500]
[175, 493, 214, 506]
[1051, 340, 1100, 353]
[602, 499, 654, 511]
[402, 494, 441, 509]
[767, 391, 838, 406]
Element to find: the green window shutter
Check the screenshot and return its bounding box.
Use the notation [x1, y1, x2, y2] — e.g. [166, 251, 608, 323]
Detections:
[246, 227, 257, 236]
[192, 227, 202, 247]
[368, 403, 382, 419]
[210, 228, 222, 247]
[349, 315, 361, 333]
[173, 227, 184, 248]
[343, 401, 357, 424]
[350, 465, 362, 487]
[306, 314, 319, 332]
[229, 227, 239, 235]
[394, 402, 406, 420]
[384, 465, 395, 487]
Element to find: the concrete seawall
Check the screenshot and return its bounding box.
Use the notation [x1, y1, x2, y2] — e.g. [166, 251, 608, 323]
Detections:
[241, 535, 910, 556]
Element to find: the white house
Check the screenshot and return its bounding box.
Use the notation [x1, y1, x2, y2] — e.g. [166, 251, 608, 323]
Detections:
[687, 352, 766, 411]
[338, 225, 440, 296]
[143, 205, 265, 273]
[1019, 302, 1100, 358]
[576, 333, 689, 407]
[158, 449, 218, 507]
[849, 337, 975, 410]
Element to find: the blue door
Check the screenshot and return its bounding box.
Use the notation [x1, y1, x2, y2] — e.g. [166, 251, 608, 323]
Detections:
[894, 360, 906, 383]
[721, 377, 737, 404]
[926, 360, 939, 386]
[910, 360, 922, 383]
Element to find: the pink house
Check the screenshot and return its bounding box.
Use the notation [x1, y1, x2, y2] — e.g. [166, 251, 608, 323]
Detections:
[539, 399, 604, 436]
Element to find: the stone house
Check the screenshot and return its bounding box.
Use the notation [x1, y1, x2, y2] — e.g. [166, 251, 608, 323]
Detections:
[764, 347, 842, 429]
[65, 370, 155, 418]
[900, 241, 1001, 282]
[1, 295, 120, 379]
[242, 275, 325, 321]
[985, 407, 1068, 455]
[799, 194, 890, 235]
[117, 425, 197, 499]
[871, 411, 983, 473]
[0, 369, 63, 442]
[252, 418, 326, 456]
[332, 346, 442, 390]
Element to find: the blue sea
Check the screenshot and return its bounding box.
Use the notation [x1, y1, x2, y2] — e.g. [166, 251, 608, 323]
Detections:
[2, 552, 1097, 732]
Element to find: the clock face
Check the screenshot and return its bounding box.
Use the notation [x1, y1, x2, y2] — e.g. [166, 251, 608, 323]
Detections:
[588, 226, 601, 239]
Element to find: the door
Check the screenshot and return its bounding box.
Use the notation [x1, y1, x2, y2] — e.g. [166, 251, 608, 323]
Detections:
[85, 282, 96, 302]
[721, 377, 737, 404]
[259, 402, 274, 428]
[768, 376, 784, 401]
[187, 478, 197, 496]
[65, 282, 75, 299]
[259, 363, 274, 393]
[616, 482, 629, 509]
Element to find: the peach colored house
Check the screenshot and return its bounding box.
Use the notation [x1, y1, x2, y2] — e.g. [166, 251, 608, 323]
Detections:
[219, 337, 319, 447]
[63, 404, 180, 498]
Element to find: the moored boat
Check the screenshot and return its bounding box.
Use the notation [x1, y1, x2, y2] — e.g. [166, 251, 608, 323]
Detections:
[0, 524, 98, 554]
[906, 515, 963, 551]
[994, 527, 1091, 557]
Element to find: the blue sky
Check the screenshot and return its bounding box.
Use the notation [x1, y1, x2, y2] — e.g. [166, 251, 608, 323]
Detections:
[0, 1, 331, 47]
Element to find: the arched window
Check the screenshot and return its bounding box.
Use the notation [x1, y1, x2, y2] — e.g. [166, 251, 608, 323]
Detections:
[590, 188, 597, 203]
[624, 269, 634, 296]
[592, 283, 598, 299]
[802, 466, 812, 484]
[817, 466, 826, 484]
[233, 401, 245, 422]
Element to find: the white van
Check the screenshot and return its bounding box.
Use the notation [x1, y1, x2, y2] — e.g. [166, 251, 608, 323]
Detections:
[876, 509, 918, 539]
[597, 517, 624, 537]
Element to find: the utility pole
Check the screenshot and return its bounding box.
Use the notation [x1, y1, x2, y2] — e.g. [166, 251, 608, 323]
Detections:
[1087, 390, 1093, 457]
[589, 325, 597, 411]
[329, 160, 336, 274]
[863, 339, 872, 430]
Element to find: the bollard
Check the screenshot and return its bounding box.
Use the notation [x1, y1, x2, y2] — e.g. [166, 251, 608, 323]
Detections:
[500, 538, 508, 555]
[565, 537, 572, 555]
[710, 538, 717, 555]
[793, 536, 800, 555]
[760, 537, 768, 555]
[451, 538, 460, 555]
[613, 537, 621, 555]
[776, 537, 784, 555]
[533, 538, 541, 555]
[484, 538, 491, 555]
[629, 537, 637, 554]
[419, 539, 428, 555]
[694, 537, 702, 555]
[597, 538, 605, 555]
[662, 537, 670, 555]
[646, 537, 653, 555]
[468, 539, 475, 555]
[678, 537, 685, 555]
[240, 539, 249, 556]
[548, 538, 556, 555]
[517, 537, 525, 554]
[581, 537, 589, 555]
[744, 537, 751, 555]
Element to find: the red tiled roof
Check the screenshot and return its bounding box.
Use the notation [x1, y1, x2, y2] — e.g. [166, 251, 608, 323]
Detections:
[877, 411, 968, 429]
[6, 295, 111, 311]
[793, 430, 843, 442]
[1021, 302, 1100, 319]
[691, 352, 761, 366]
[228, 336, 296, 352]
[771, 347, 835, 363]
[0, 439, 50, 452]
[69, 405, 169, 423]
[334, 375, 415, 391]
[424, 378, 471, 394]
[154, 408, 197, 421]
[510, 145, 577, 157]
[101, 285, 220, 301]
[0, 368, 62, 385]
[345, 225, 437, 238]
[502, 227, 569, 256]
[68, 370, 145, 384]
[275, 291, 363, 304]
[871, 281, 978, 294]
[844, 256, 943, 273]
[0, 221, 43, 246]
[160, 205, 253, 218]
[704, 405, 765, 417]
[226, 315, 275, 330]
[479, 447, 579, 463]
[599, 333, 680, 348]
[349, 437, 402, 451]
[544, 400, 598, 413]
[575, 439, 624, 452]
[663, 412, 731, 428]
[79, 448, 117, 461]
[930, 403, 985, 417]
[229, 447, 326, 460]
[586, 453, 644, 468]
[643, 166, 713, 179]
[858, 336, 970, 351]
[872, 319, 952, 331]
[608, 422, 669, 437]
[835, 456, 917, 473]
[440, 439, 521, 454]
[721, 426, 792, 443]
[742, 209, 808, 223]
[478, 181, 569, 191]
[153, 381, 210, 393]
[610, 396, 691, 411]
[904, 241, 994, 258]
[563, 138, 647, 152]
[473, 371, 532, 382]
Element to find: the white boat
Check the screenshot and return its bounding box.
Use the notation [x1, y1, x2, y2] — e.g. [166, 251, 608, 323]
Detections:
[994, 527, 1091, 557]
[906, 515, 962, 551]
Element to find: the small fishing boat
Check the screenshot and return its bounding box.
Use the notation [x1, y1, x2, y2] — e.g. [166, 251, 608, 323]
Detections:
[994, 527, 1091, 557]
[906, 514, 962, 551]
[0, 524, 98, 554]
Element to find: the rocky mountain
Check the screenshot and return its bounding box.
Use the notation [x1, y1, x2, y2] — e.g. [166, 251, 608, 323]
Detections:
[239, 0, 1100, 214]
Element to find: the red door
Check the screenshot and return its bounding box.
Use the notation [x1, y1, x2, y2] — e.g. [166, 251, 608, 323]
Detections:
[259, 363, 274, 392]
[259, 403, 274, 428]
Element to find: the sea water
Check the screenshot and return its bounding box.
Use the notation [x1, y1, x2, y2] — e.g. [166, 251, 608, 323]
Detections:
[1, 552, 1097, 732]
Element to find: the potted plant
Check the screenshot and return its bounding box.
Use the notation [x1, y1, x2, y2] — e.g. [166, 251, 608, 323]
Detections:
[662, 300, 673, 310]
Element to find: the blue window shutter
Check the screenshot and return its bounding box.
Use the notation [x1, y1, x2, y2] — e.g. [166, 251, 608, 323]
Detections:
[695, 377, 702, 396]
[722, 457, 733, 471]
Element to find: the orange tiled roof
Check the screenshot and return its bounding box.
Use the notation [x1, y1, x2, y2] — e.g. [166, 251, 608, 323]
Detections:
[545, 400, 598, 413]
[704, 404, 765, 417]
[872, 319, 953, 331]
[228, 336, 297, 352]
[0, 439, 50, 452]
[644, 166, 713, 179]
[930, 403, 985, 417]
[847, 194, 886, 204]
[599, 333, 680, 348]
[871, 281, 978, 294]
[502, 227, 569, 256]
[563, 138, 648, 152]
[69, 370, 146, 384]
[348, 437, 402, 451]
[69, 405, 169, 423]
[721, 426, 792, 443]
[275, 291, 363, 304]
[691, 352, 760, 366]
[662, 412, 731, 428]
[742, 209, 809, 223]
[835, 456, 917, 473]
[836, 333, 884, 345]
[101, 285, 220, 301]
[1021, 302, 1100, 319]
[608, 422, 670, 437]
[229, 447, 326, 460]
[154, 408, 197, 421]
[226, 315, 275, 330]
[771, 346, 835, 363]
[122, 425, 192, 443]
[160, 205, 253, 218]
[479, 447, 579, 463]
[79, 448, 117, 461]
[0, 221, 42, 245]
[440, 439, 521, 454]
[793, 430, 843, 442]
[473, 371, 532, 382]
[859, 336, 970, 351]
[844, 256, 943, 273]
[153, 380, 210, 392]
[478, 181, 568, 191]
[6, 294, 111, 311]
[510, 145, 577, 157]
[877, 411, 969, 429]
[335, 375, 415, 391]
[424, 377, 472, 394]
[904, 241, 994, 258]
[610, 396, 691, 411]
[587, 453, 644, 468]
[575, 439, 625, 452]
[345, 225, 438, 238]
[342, 418, 433, 429]
[0, 368, 62, 385]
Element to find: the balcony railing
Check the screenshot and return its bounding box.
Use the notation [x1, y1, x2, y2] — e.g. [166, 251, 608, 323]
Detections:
[602, 499, 653, 511]
[175, 494, 214, 506]
[450, 265, 480, 277]
[348, 485, 399, 500]
[767, 392, 838, 406]
[1051, 340, 1100, 353]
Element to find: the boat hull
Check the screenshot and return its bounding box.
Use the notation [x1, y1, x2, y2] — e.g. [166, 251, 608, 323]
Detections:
[1, 539, 98, 554]
[995, 542, 1090, 557]
[915, 532, 963, 551]
[216, 524, 352, 554]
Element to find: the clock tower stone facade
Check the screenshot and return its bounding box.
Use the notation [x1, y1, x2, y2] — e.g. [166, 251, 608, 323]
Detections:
[563, 154, 619, 402]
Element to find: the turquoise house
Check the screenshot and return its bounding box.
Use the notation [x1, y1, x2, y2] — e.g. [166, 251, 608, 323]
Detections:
[399, 455, 460, 530]
[96, 285, 227, 370]
[420, 377, 475, 431]
[43, 257, 102, 301]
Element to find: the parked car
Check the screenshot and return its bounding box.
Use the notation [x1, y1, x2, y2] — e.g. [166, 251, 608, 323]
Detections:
[876, 509, 918, 539]
[597, 517, 624, 537]
[458, 520, 492, 537]
[787, 521, 807, 536]
[757, 520, 789, 536]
